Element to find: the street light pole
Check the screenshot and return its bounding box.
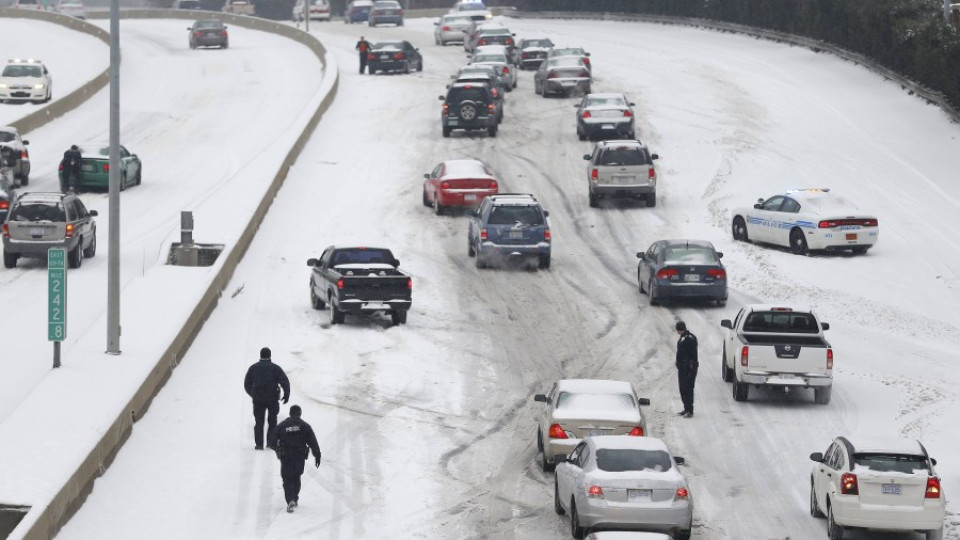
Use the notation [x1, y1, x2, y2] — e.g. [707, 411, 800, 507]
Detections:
[947, 0, 952, 22]
[106, 0, 121, 354]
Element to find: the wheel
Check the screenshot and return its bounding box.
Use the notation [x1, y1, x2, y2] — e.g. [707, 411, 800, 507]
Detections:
[417, 59, 423, 72]
[82, 234, 96, 258]
[553, 478, 565, 515]
[810, 480, 824, 518]
[570, 500, 585, 539]
[627, 130, 636, 139]
[827, 503, 844, 540]
[732, 216, 749, 242]
[119, 173, 127, 192]
[716, 298, 727, 307]
[541, 443, 554, 472]
[851, 246, 869, 255]
[223, 41, 228, 49]
[926, 527, 944, 540]
[675, 531, 691, 540]
[537, 427, 544, 452]
[19, 173, 28, 186]
[647, 192, 656, 207]
[329, 295, 345, 324]
[648, 281, 659, 306]
[475, 249, 486, 269]
[135, 167, 142, 185]
[403, 61, 410, 74]
[442, 126, 451, 138]
[588, 191, 598, 208]
[310, 284, 326, 309]
[487, 124, 497, 137]
[3, 251, 17, 269]
[790, 228, 809, 255]
[390, 310, 407, 326]
[534, 81, 542, 95]
[722, 345, 735, 382]
[433, 196, 444, 216]
[422, 187, 431, 207]
[68, 242, 82, 269]
[577, 128, 586, 141]
[732, 380, 749, 402]
[638, 272, 645, 294]
[538, 254, 550, 269]
[814, 386, 832, 405]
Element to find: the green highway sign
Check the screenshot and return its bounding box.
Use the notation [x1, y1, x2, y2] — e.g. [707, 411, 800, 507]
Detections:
[48, 248, 67, 342]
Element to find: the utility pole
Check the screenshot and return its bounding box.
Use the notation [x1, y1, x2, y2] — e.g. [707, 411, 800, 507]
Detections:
[107, 0, 121, 355]
[947, 0, 952, 22]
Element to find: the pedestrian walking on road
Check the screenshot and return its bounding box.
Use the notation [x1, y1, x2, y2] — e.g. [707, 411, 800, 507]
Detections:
[243, 347, 290, 450]
[271, 405, 321, 513]
[675, 321, 699, 418]
[355, 35, 371, 74]
[60, 144, 82, 192]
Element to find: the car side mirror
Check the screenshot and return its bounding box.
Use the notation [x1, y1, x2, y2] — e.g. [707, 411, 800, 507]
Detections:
[651, 153, 659, 160]
[753, 203, 762, 209]
[307, 258, 318, 266]
[438, 95, 445, 100]
[423, 173, 430, 179]
[717, 252, 723, 258]
[433, 21, 438, 25]
[415, 48, 419, 51]
[22, 140, 29, 145]
[391, 258, 400, 268]
[931, 458, 938, 466]
[821, 322, 830, 331]
[585, 52, 591, 56]
[582, 154, 591, 160]
[543, 210, 549, 217]
[636, 252, 644, 259]
[88, 210, 99, 217]
[534, 393, 549, 403]
[673, 456, 685, 465]
[720, 319, 733, 329]
[629, 102, 635, 106]
[757, 198, 765, 205]
[224, 25, 228, 29]
[810, 452, 824, 463]
[131, 154, 138, 158]
[638, 398, 650, 406]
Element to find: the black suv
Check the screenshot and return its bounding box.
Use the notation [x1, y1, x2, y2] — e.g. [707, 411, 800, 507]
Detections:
[439, 82, 498, 138]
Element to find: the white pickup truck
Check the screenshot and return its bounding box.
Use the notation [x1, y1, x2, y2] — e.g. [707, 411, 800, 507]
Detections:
[720, 305, 833, 404]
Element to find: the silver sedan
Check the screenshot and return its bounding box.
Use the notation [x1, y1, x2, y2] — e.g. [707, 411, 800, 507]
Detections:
[554, 436, 693, 539]
[434, 13, 473, 45]
[535, 56, 591, 97]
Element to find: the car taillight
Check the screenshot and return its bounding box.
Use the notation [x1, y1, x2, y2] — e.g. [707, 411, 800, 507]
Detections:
[479, 228, 487, 241]
[397, 8, 403, 14]
[221, 30, 228, 36]
[393, 52, 404, 60]
[1, 223, 8, 238]
[590, 168, 598, 180]
[58, 163, 64, 171]
[579, 70, 589, 78]
[926, 477, 942, 498]
[406, 278, 413, 290]
[336, 278, 344, 289]
[193, 31, 202, 37]
[656, 268, 678, 279]
[442, 103, 449, 115]
[675, 487, 689, 500]
[547, 72, 558, 79]
[102, 163, 109, 172]
[442, 25, 450, 31]
[706, 268, 726, 279]
[489, 181, 497, 190]
[582, 111, 591, 118]
[21, 150, 28, 159]
[818, 219, 878, 228]
[628, 426, 643, 436]
[740, 346, 749, 367]
[544, 229, 551, 241]
[841, 473, 858, 495]
[478, 39, 487, 45]
[827, 348, 833, 370]
[0, 200, 8, 210]
[624, 110, 632, 117]
[583, 57, 590, 65]
[367, 53, 375, 60]
[440, 181, 450, 189]
[587, 485, 603, 498]
[548, 423, 567, 439]
[502, 66, 509, 74]
[487, 103, 495, 113]
[65, 223, 74, 238]
[648, 168, 656, 179]
[521, 52, 530, 58]
[505, 38, 514, 45]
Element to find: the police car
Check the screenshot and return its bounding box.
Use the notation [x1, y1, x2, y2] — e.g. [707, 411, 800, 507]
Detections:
[731, 189, 879, 255]
[0, 59, 52, 104]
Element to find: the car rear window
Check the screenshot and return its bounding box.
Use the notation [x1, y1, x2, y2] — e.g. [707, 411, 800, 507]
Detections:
[0, 132, 16, 143]
[374, 0, 399, 7]
[663, 247, 718, 264]
[524, 39, 552, 47]
[596, 449, 673, 472]
[586, 96, 626, 107]
[487, 205, 543, 225]
[743, 311, 820, 333]
[449, 87, 488, 102]
[10, 201, 65, 222]
[372, 42, 402, 51]
[598, 148, 647, 166]
[473, 54, 506, 64]
[555, 392, 634, 410]
[331, 249, 393, 265]
[853, 453, 929, 474]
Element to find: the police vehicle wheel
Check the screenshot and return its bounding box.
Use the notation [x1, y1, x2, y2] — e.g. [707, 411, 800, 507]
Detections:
[790, 228, 809, 256]
[732, 216, 749, 242]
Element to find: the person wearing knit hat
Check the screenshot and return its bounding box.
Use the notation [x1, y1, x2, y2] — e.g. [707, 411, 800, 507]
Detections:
[675, 321, 699, 418]
[243, 346, 291, 450]
[271, 405, 322, 513]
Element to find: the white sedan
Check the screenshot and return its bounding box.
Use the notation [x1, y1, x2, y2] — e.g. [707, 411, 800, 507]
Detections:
[731, 189, 878, 255]
[555, 436, 693, 540]
[809, 436, 945, 539]
[0, 59, 52, 104]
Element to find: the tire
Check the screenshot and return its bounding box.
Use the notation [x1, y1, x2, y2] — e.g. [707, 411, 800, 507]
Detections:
[417, 59, 423, 72]
[732, 216, 749, 242]
[403, 61, 410, 75]
[647, 192, 656, 207]
[310, 284, 326, 309]
[475, 252, 486, 269]
[135, 167, 142, 185]
[926, 527, 944, 540]
[827, 503, 844, 540]
[422, 187, 431, 207]
[722, 345, 735, 382]
[538, 254, 550, 269]
[68, 242, 82, 269]
[851, 246, 869, 255]
[537, 427, 544, 452]
[487, 124, 497, 137]
[434, 196, 444, 216]
[570, 500, 585, 539]
[648, 281, 659, 306]
[577, 129, 586, 141]
[442, 126, 451, 138]
[534, 80, 542, 95]
[675, 531, 691, 540]
[222, 41, 228, 49]
[467, 237, 475, 257]
[3, 251, 18, 269]
[82, 234, 96, 258]
[810, 480, 824, 518]
[390, 310, 407, 326]
[19, 173, 28, 187]
[120, 173, 127, 192]
[814, 386, 832, 405]
[638, 272, 645, 294]
[554, 478, 565, 515]
[329, 295, 345, 325]
[790, 228, 809, 255]
[588, 191, 598, 208]
[732, 380, 749, 402]
[627, 130, 636, 139]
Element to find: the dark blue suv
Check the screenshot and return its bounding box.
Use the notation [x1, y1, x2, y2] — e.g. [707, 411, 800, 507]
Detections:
[467, 193, 551, 269]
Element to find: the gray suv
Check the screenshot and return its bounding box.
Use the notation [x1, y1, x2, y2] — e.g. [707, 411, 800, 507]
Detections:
[0, 126, 30, 187]
[2, 192, 98, 269]
[584, 140, 659, 208]
[467, 193, 551, 269]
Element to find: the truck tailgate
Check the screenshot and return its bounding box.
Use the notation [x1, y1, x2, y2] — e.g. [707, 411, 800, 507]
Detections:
[742, 333, 830, 373]
[339, 275, 411, 303]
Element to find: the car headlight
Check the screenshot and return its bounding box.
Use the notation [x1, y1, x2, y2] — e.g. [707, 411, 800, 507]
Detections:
[0, 83, 7, 89]
[34, 83, 46, 90]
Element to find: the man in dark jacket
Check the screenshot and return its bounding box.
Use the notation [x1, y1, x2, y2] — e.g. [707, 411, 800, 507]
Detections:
[243, 347, 290, 450]
[60, 145, 82, 191]
[271, 405, 321, 513]
[355, 36, 371, 74]
[675, 321, 699, 418]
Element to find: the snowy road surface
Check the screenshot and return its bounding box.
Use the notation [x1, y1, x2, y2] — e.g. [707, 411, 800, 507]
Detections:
[24, 15, 960, 540]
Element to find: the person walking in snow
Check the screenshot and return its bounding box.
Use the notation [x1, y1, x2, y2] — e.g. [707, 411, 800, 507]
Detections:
[355, 35, 371, 74]
[675, 321, 699, 418]
[271, 405, 321, 513]
[243, 347, 290, 450]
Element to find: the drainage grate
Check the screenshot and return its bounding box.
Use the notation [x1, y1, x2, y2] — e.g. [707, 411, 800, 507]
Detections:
[166, 243, 224, 267]
[0, 505, 29, 539]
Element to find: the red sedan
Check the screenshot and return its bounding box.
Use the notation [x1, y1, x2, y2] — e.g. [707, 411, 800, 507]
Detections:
[422, 159, 499, 215]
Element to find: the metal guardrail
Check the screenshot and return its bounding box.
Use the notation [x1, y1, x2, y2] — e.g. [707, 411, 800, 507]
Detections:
[505, 10, 960, 123]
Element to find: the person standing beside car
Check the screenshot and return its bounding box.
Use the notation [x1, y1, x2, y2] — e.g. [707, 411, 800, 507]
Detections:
[60, 144, 82, 192]
[675, 321, 699, 418]
[355, 35, 371, 74]
[243, 347, 290, 450]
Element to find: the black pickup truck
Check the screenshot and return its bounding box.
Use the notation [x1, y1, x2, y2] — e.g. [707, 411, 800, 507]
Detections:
[307, 246, 412, 326]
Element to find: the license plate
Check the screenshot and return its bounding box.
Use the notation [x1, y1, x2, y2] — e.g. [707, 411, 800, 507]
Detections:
[508, 231, 523, 239]
[561, 81, 575, 86]
[882, 483, 902, 495]
[363, 302, 388, 310]
[464, 194, 477, 201]
[683, 274, 701, 282]
[602, 124, 615, 130]
[380, 55, 389, 60]
[30, 227, 45, 236]
[845, 233, 857, 241]
[613, 175, 635, 183]
[447, 119, 458, 125]
[588, 429, 605, 436]
[82, 164, 94, 172]
[628, 489, 652, 501]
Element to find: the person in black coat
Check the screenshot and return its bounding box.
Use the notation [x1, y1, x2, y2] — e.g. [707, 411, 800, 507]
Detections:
[675, 321, 699, 418]
[60, 145, 83, 191]
[270, 405, 321, 513]
[355, 36, 371, 74]
[243, 347, 290, 450]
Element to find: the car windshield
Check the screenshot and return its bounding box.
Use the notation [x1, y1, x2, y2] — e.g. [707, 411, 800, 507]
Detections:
[587, 96, 627, 107]
[10, 202, 65, 222]
[742, 311, 820, 333]
[195, 20, 223, 28]
[663, 246, 718, 264]
[853, 453, 930, 474]
[598, 148, 645, 166]
[524, 39, 552, 47]
[555, 392, 635, 410]
[474, 54, 506, 63]
[487, 205, 543, 225]
[596, 449, 673, 472]
[330, 249, 393, 265]
[2, 65, 42, 78]
[0, 132, 16, 143]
